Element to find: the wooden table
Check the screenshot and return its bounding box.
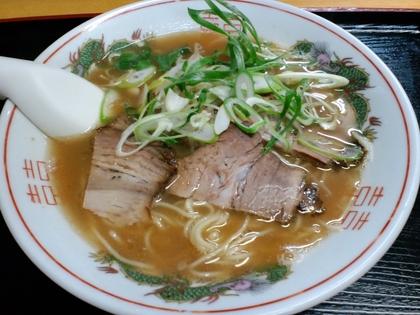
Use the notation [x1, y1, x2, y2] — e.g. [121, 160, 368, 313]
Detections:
[0, 5, 419, 315]
[0, 0, 419, 22]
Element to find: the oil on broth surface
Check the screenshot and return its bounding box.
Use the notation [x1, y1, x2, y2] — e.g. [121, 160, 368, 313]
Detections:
[49, 31, 360, 282]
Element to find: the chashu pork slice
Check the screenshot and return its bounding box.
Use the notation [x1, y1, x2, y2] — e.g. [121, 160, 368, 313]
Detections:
[233, 152, 305, 223]
[168, 126, 306, 223]
[168, 126, 262, 208]
[83, 127, 175, 225]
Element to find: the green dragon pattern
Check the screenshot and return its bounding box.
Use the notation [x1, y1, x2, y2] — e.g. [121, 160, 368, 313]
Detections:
[91, 251, 288, 303]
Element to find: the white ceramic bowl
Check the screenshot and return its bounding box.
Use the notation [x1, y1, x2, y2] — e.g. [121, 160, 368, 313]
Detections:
[1, 1, 419, 314]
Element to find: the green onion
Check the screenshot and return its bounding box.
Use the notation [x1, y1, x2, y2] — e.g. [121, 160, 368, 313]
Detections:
[247, 60, 284, 72]
[252, 73, 271, 94]
[116, 66, 156, 88]
[262, 136, 278, 154]
[297, 134, 364, 162]
[223, 97, 265, 134]
[260, 90, 299, 154]
[213, 0, 260, 47]
[145, 98, 158, 116]
[235, 72, 254, 100]
[177, 122, 218, 143]
[214, 105, 230, 134]
[100, 89, 120, 125]
[134, 111, 189, 141]
[275, 71, 349, 89]
[209, 85, 232, 101]
[188, 8, 229, 36]
[154, 47, 190, 72]
[190, 111, 211, 129]
[245, 96, 279, 114]
[124, 104, 139, 120]
[264, 75, 289, 100]
[115, 47, 152, 70]
[280, 91, 301, 135]
[165, 88, 189, 112]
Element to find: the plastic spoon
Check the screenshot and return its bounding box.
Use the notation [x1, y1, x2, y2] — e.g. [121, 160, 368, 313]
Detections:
[0, 56, 104, 138]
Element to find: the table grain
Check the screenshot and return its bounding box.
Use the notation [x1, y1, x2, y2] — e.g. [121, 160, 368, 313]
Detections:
[0, 11, 419, 315]
[1, 0, 419, 22]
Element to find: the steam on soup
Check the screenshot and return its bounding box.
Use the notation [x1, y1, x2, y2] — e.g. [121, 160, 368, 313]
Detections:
[49, 0, 367, 284]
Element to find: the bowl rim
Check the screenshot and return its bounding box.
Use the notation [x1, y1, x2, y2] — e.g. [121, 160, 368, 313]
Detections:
[1, 0, 419, 314]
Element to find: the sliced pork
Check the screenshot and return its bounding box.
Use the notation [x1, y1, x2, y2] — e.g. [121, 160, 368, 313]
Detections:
[168, 127, 261, 207]
[168, 127, 307, 223]
[83, 127, 175, 225]
[233, 152, 306, 223]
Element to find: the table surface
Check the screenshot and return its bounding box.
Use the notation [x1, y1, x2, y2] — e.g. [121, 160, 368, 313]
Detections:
[0, 0, 419, 22]
[0, 11, 419, 315]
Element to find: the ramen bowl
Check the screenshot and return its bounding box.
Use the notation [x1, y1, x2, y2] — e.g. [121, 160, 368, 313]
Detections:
[0, 0, 419, 314]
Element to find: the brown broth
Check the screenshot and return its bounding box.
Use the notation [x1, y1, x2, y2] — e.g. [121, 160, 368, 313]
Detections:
[48, 31, 360, 282]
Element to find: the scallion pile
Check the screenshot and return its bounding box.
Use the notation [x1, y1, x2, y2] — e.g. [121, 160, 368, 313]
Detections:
[97, 0, 364, 163]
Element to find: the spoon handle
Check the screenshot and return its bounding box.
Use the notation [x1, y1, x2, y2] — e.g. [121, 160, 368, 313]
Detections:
[0, 56, 104, 138]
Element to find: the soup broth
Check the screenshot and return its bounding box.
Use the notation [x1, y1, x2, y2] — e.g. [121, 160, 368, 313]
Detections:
[49, 31, 360, 282]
